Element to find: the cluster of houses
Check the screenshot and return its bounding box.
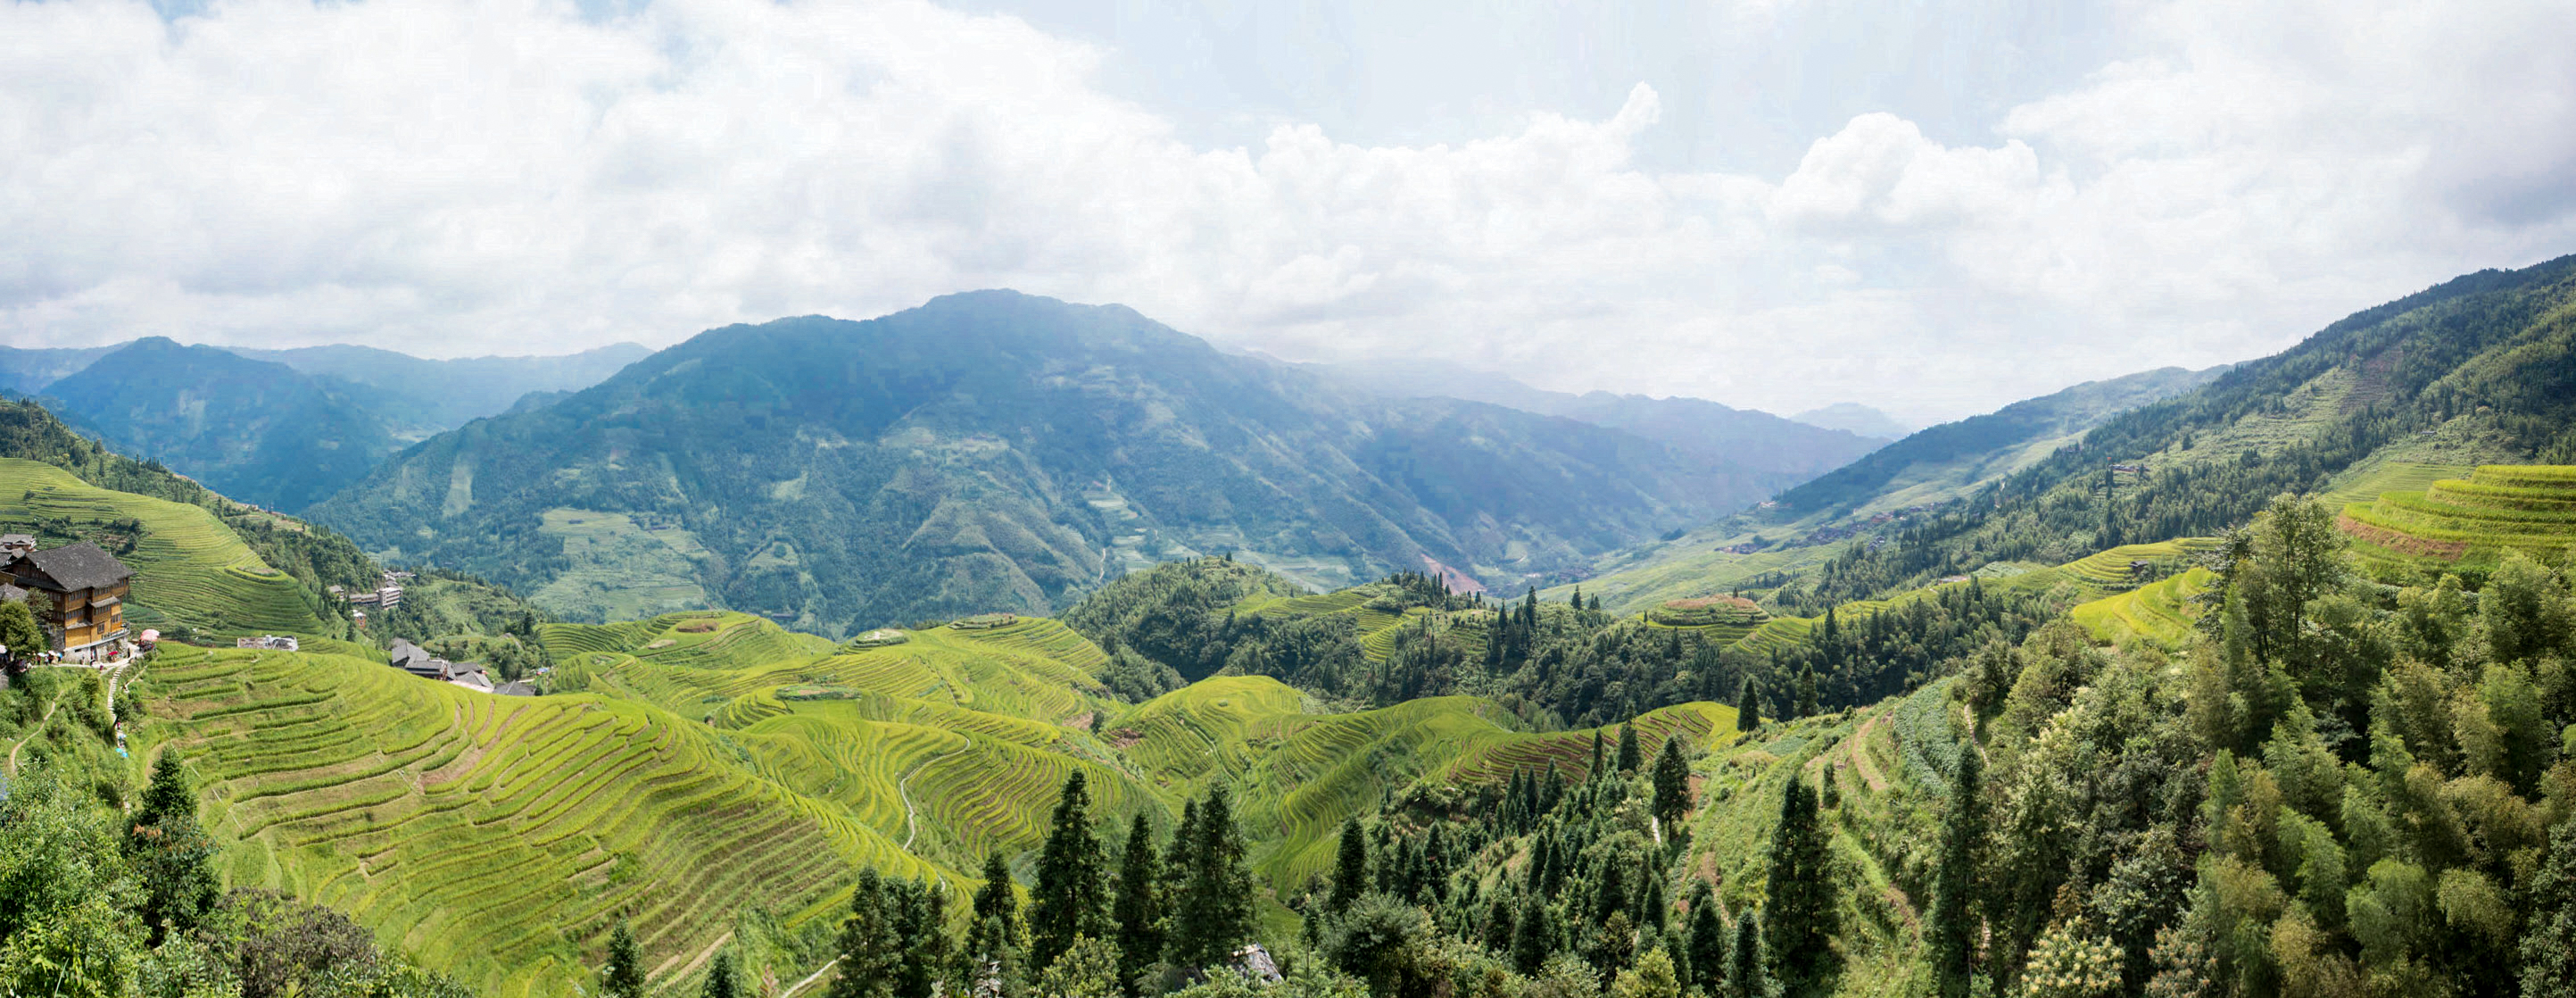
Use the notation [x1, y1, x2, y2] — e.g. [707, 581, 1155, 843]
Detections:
[388, 638, 534, 696]
[332, 570, 412, 628]
[1, 537, 137, 665]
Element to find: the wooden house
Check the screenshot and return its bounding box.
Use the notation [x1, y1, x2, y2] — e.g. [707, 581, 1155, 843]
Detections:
[0, 542, 134, 660]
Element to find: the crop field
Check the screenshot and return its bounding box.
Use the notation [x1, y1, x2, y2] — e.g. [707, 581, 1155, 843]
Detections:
[2053, 539, 2217, 595]
[0, 458, 331, 637]
[2339, 465, 2576, 570]
[138, 647, 940, 998]
[2071, 567, 2213, 647]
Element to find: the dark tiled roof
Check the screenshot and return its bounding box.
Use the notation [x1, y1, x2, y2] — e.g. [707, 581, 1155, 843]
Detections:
[13, 542, 133, 592]
[0, 584, 22, 603]
[387, 639, 429, 668]
[493, 680, 538, 696]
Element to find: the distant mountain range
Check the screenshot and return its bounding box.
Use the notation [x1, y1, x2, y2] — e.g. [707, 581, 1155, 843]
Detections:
[1788, 402, 1912, 440]
[309, 292, 1871, 632]
[1294, 356, 1888, 478]
[0, 337, 647, 511]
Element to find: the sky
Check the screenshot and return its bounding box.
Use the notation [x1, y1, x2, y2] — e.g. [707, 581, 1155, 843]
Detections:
[4, 0, 2573, 424]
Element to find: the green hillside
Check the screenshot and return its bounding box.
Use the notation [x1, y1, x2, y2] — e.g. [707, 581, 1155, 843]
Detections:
[0, 456, 337, 638]
[2339, 463, 2576, 575]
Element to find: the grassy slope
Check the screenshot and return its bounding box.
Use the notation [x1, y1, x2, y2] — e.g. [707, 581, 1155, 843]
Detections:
[0, 457, 332, 637]
[137, 646, 941, 998]
[2340, 464, 2576, 572]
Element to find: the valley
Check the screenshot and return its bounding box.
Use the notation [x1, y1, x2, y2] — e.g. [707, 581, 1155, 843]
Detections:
[4, 252, 2576, 998]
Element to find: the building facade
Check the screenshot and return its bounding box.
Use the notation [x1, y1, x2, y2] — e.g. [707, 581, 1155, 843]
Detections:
[0, 542, 136, 660]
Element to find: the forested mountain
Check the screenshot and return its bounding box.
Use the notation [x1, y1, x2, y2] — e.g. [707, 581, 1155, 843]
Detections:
[1772, 364, 2229, 517]
[227, 341, 650, 436]
[1300, 356, 1885, 480]
[41, 337, 403, 512]
[1788, 402, 1910, 440]
[310, 291, 1794, 634]
[0, 343, 117, 394]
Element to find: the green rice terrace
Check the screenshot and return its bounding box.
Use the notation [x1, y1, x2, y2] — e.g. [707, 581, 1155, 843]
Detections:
[0, 456, 335, 637]
[126, 596, 1745, 994]
[2338, 464, 2576, 573]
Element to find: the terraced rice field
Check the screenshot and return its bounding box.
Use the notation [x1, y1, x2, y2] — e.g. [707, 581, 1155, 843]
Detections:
[0, 458, 331, 637]
[140, 647, 940, 998]
[2054, 539, 2218, 595]
[2340, 465, 2576, 571]
[2071, 567, 2213, 647]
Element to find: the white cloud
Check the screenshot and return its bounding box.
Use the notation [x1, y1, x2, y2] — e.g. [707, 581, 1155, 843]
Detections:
[1, 0, 2572, 423]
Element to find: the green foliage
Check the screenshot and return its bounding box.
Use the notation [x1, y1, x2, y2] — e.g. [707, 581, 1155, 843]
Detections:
[1031, 772, 1113, 970]
[1760, 779, 1836, 996]
[1113, 815, 1164, 996]
[1172, 786, 1258, 970]
[602, 923, 645, 998]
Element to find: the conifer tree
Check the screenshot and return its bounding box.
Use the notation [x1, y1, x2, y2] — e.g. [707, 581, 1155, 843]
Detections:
[894, 879, 951, 998]
[1652, 735, 1693, 828]
[1329, 816, 1370, 912]
[1172, 786, 1257, 969]
[603, 922, 647, 998]
[1483, 891, 1518, 953]
[965, 852, 1024, 985]
[702, 951, 741, 998]
[835, 869, 900, 998]
[1737, 678, 1763, 731]
[1592, 732, 1607, 781]
[128, 750, 219, 945]
[1512, 894, 1555, 975]
[1617, 724, 1644, 774]
[1113, 814, 1164, 995]
[1794, 666, 1818, 719]
[1165, 800, 1201, 904]
[1686, 885, 1727, 995]
[1930, 743, 1984, 998]
[1763, 779, 1837, 995]
[1031, 772, 1110, 970]
[1727, 914, 1767, 998]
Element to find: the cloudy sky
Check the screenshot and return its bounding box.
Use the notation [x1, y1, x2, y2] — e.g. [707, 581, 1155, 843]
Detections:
[4, 0, 2572, 423]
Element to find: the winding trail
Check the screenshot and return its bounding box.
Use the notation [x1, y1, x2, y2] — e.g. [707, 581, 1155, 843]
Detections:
[5, 693, 61, 777]
[782, 958, 840, 998]
[898, 748, 963, 851]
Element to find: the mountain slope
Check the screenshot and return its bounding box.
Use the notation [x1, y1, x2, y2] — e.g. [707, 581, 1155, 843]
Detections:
[227, 341, 651, 436]
[42, 337, 402, 511]
[1789, 401, 1911, 440]
[311, 291, 1777, 634]
[1298, 355, 1884, 480]
[0, 343, 119, 395]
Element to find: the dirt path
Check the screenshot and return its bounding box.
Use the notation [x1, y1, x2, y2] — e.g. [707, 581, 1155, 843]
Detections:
[782, 958, 840, 998]
[5, 693, 61, 777]
[655, 930, 735, 986]
[1848, 714, 1890, 793]
[899, 748, 962, 851]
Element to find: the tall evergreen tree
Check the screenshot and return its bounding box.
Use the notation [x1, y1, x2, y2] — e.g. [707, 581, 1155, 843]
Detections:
[1929, 743, 1985, 998]
[1329, 816, 1371, 912]
[893, 878, 952, 998]
[1727, 914, 1767, 998]
[1113, 814, 1164, 996]
[834, 868, 900, 998]
[1763, 779, 1838, 995]
[1652, 735, 1693, 828]
[1793, 666, 1818, 719]
[1172, 786, 1258, 969]
[1512, 894, 1555, 975]
[965, 851, 1024, 985]
[1592, 732, 1608, 781]
[1617, 724, 1644, 774]
[603, 922, 647, 998]
[128, 750, 218, 945]
[1031, 771, 1111, 970]
[1737, 678, 1763, 731]
[1686, 885, 1727, 996]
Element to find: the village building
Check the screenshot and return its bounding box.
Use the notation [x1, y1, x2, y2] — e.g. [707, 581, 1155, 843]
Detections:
[0, 541, 135, 662]
[0, 535, 35, 558]
[387, 637, 491, 688]
[236, 635, 301, 652]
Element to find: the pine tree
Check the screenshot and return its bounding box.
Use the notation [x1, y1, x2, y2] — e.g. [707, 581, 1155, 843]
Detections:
[1329, 816, 1371, 912]
[1794, 666, 1818, 719]
[1112, 814, 1164, 995]
[1512, 894, 1556, 975]
[2524, 815, 2576, 998]
[893, 878, 951, 998]
[603, 922, 647, 998]
[1727, 914, 1767, 998]
[1031, 772, 1111, 970]
[834, 869, 900, 998]
[703, 951, 741, 998]
[1763, 779, 1837, 995]
[1172, 786, 1257, 969]
[1736, 678, 1763, 731]
[1592, 732, 1607, 782]
[128, 750, 218, 945]
[1930, 743, 1984, 998]
[1686, 885, 1727, 995]
[965, 852, 1024, 984]
[1617, 724, 1644, 774]
[1652, 735, 1693, 828]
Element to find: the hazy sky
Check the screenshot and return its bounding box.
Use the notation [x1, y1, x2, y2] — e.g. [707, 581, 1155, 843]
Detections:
[4, 0, 2573, 422]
